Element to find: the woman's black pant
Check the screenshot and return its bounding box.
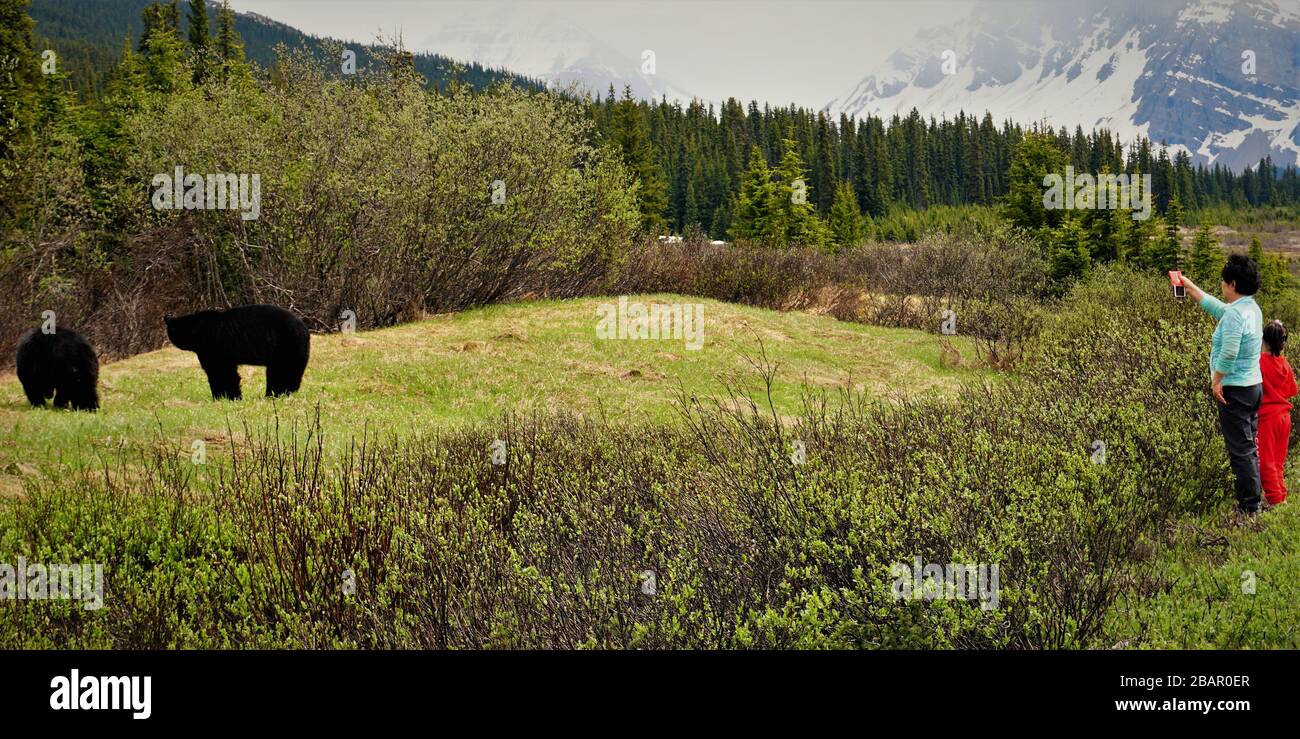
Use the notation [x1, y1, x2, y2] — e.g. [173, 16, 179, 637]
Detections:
[1217, 384, 1263, 513]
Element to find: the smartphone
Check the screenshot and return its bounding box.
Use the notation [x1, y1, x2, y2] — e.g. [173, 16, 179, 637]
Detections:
[1168, 270, 1186, 299]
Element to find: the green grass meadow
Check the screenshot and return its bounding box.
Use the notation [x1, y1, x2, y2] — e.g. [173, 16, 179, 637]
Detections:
[0, 295, 984, 486]
[1106, 492, 1300, 649]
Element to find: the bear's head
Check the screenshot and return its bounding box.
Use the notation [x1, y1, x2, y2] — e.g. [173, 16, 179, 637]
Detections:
[164, 311, 216, 352]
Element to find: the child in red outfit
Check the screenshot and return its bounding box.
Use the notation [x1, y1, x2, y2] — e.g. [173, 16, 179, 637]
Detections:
[1258, 320, 1298, 506]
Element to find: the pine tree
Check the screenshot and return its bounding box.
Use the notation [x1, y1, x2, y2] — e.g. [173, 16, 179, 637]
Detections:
[709, 196, 732, 241]
[140, 2, 178, 52]
[1050, 218, 1091, 283]
[1080, 172, 1125, 264]
[1249, 234, 1292, 297]
[901, 109, 929, 208]
[828, 180, 864, 249]
[1187, 220, 1223, 285]
[187, 0, 210, 82]
[610, 86, 667, 233]
[1122, 210, 1154, 266]
[683, 178, 701, 231]
[812, 114, 836, 215]
[1146, 195, 1183, 272]
[0, 0, 38, 166]
[730, 146, 776, 242]
[1248, 233, 1264, 266]
[139, 2, 188, 94]
[1266, 254, 1294, 296]
[1003, 131, 1067, 241]
[768, 136, 827, 247]
[215, 0, 246, 79]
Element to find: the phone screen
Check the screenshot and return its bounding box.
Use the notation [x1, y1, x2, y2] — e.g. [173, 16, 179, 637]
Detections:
[1174, 285, 1186, 298]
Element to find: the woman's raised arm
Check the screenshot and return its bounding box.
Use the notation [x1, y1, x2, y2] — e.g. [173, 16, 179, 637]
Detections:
[1179, 274, 1207, 303]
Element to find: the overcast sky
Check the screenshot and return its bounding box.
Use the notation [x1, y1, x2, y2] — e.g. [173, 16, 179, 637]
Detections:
[226, 0, 977, 107]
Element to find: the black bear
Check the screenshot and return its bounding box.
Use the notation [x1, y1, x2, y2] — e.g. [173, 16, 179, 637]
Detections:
[164, 305, 310, 400]
[16, 327, 100, 411]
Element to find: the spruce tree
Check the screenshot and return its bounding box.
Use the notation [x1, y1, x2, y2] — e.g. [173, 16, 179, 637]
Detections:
[187, 0, 210, 82]
[139, 2, 188, 94]
[1004, 131, 1067, 241]
[812, 114, 835, 214]
[1080, 173, 1125, 264]
[611, 86, 667, 233]
[215, 0, 246, 79]
[730, 146, 776, 242]
[0, 0, 38, 166]
[1122, 210, 1154, 266]
[1146, 195, 1183, 272]
[1186, 220, 1223, 285]
[141, 2, 180, 52]
[1050, 218, 1091, 284]
[769, 136, 827, 247]
[1249, 234, 1292, 297]
[828, 180, 864, 249]
[1248, 233, 1265, 265]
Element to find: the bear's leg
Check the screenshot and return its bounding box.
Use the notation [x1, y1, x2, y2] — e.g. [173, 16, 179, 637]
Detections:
[265, 362, 305, 397]
[264, 365, 285, 397]
[66, 382, 99, 412]
[21, 380, 50, 408]
[52, 387, 70, 409]
[200, 357, 242, 400]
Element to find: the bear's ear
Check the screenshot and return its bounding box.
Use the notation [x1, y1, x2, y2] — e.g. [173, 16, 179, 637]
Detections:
[163, 314, 173, 324]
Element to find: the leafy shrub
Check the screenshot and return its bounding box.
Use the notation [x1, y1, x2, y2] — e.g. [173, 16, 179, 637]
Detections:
[0, 48, 639, 362]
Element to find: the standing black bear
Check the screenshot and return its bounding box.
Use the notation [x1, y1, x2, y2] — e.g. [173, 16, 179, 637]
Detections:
[165, 305, 311, 400]
[16, 327, 100, 411]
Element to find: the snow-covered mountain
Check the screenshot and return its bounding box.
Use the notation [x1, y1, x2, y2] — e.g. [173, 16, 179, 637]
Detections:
[825, 0, 1300, 171]
[418, 2, 692, 102]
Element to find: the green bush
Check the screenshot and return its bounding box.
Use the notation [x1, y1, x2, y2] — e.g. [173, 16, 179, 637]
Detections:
[0, 48, 640, 360]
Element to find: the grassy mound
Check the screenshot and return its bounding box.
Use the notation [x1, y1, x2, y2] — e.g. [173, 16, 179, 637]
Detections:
[0, 295, 984, 483]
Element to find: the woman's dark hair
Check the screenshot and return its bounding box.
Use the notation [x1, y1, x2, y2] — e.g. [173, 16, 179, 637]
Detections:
[1264, 319, 1287, 356]
[1221, 253, 1261, 295]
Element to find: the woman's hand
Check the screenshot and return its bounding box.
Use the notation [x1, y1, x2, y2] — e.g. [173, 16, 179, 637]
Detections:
[1180, 274, 1206, 302]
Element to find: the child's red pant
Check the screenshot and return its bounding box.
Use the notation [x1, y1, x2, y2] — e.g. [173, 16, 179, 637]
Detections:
[1258, 409, 1290, 505]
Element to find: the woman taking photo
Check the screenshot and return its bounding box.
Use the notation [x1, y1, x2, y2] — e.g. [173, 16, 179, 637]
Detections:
[1178, 254, 1265, 516]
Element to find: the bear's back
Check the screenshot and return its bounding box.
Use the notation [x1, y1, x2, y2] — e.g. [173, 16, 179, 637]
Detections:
[16, 328, 98, 377]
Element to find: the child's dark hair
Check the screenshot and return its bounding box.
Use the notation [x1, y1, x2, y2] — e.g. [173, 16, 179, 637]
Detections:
[1264, 319, 1287, 356]
[1221, 253, 1261, 295]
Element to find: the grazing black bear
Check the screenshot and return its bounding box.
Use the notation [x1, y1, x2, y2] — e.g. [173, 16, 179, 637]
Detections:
[165, 305, 310, 400]
[16, 327, 100, 411]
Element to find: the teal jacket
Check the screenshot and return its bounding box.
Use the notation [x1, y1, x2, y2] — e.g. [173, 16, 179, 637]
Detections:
[1199, 294, 1263, 386]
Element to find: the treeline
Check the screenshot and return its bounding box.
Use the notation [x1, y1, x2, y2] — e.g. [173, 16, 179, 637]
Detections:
[1000, 131, 1299, 329]
[27, 0, 544, 98]
[25, 0, 1300, 249]
[589, 87, 1300, 241]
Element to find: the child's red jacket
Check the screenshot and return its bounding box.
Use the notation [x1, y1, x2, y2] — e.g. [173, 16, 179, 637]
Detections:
[1260, 353, 1298, 415]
